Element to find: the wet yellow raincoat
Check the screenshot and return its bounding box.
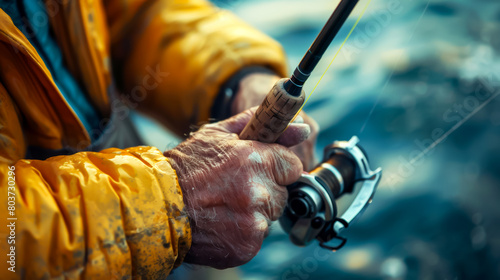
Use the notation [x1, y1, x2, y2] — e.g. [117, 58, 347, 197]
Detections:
[0, 0, 286, 279]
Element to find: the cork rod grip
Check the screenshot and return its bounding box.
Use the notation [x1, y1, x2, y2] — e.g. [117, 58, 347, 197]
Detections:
[239, 78, 306, 143]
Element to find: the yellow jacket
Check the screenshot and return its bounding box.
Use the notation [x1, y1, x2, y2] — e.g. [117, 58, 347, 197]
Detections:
[0, 0, 287, 279]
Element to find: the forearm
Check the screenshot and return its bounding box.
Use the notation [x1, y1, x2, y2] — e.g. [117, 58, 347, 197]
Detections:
[210, 67, 280, 121]
[0, 147, 191, 279]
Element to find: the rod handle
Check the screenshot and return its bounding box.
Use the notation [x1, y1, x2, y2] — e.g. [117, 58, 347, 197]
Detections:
[239, 78, 306, 143]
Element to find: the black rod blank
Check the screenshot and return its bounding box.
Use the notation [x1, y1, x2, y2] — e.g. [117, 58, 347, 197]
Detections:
[284, 0, 359, 96]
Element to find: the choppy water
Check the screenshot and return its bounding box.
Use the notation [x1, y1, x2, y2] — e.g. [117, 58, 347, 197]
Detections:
[164, 0, 500, 279]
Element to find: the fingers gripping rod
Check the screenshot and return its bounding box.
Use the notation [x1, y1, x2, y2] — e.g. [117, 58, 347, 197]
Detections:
[237, 1, 383, 251]
[239, 0, 360, 142]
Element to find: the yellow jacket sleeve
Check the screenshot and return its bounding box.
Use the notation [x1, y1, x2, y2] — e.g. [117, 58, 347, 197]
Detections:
[104, 0, 288, 135]
[0, 85, 191, 279]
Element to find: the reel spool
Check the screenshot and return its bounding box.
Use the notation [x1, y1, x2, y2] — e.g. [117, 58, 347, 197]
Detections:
[279, 136, 382, 250]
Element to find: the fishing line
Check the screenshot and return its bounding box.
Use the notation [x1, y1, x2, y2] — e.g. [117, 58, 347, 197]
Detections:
[291, 0, 372, 123]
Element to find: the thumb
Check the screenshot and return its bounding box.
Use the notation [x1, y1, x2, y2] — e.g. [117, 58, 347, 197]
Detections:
[215, 106, 258, 134]
[215, 106, 311, 146]
[275, 123, 311, 147]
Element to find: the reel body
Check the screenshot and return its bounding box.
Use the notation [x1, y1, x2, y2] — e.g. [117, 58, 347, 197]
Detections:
[279, 136, 382, 250]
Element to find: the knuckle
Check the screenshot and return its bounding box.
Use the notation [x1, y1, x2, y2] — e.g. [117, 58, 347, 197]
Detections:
[253, 212, 269, 233]
[233, 140, 252, 154]
[249, 183, 271, 206]
[224, 132, 240, 141]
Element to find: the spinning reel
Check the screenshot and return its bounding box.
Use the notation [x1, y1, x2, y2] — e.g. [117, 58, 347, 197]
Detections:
[279, 136, 382, 250]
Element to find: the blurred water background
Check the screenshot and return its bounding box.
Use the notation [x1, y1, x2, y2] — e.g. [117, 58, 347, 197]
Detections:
[135, 0, 500, 279]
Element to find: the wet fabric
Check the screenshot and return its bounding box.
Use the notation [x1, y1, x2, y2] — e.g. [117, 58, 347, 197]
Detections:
[0, 0, 289, 278]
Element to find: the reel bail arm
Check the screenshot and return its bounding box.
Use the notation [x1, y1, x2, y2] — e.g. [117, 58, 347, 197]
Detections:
[279, 136, 382, 250]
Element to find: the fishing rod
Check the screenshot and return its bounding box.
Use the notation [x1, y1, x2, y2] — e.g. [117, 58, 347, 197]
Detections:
[240, 0, 382, 250]
[284, 0, 360, 97]
[240, 0, 360, 141]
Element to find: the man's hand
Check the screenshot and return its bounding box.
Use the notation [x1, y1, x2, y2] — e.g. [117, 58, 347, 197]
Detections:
[231, 73, 319, 170]
[165, 109, 310, 269]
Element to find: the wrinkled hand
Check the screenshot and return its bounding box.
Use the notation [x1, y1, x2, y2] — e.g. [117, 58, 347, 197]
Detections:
[165, 108, 310, 269]
[231, 73, 319, 170]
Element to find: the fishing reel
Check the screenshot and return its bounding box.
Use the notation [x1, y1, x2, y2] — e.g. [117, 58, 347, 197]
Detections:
[279, 136, 382, 250]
